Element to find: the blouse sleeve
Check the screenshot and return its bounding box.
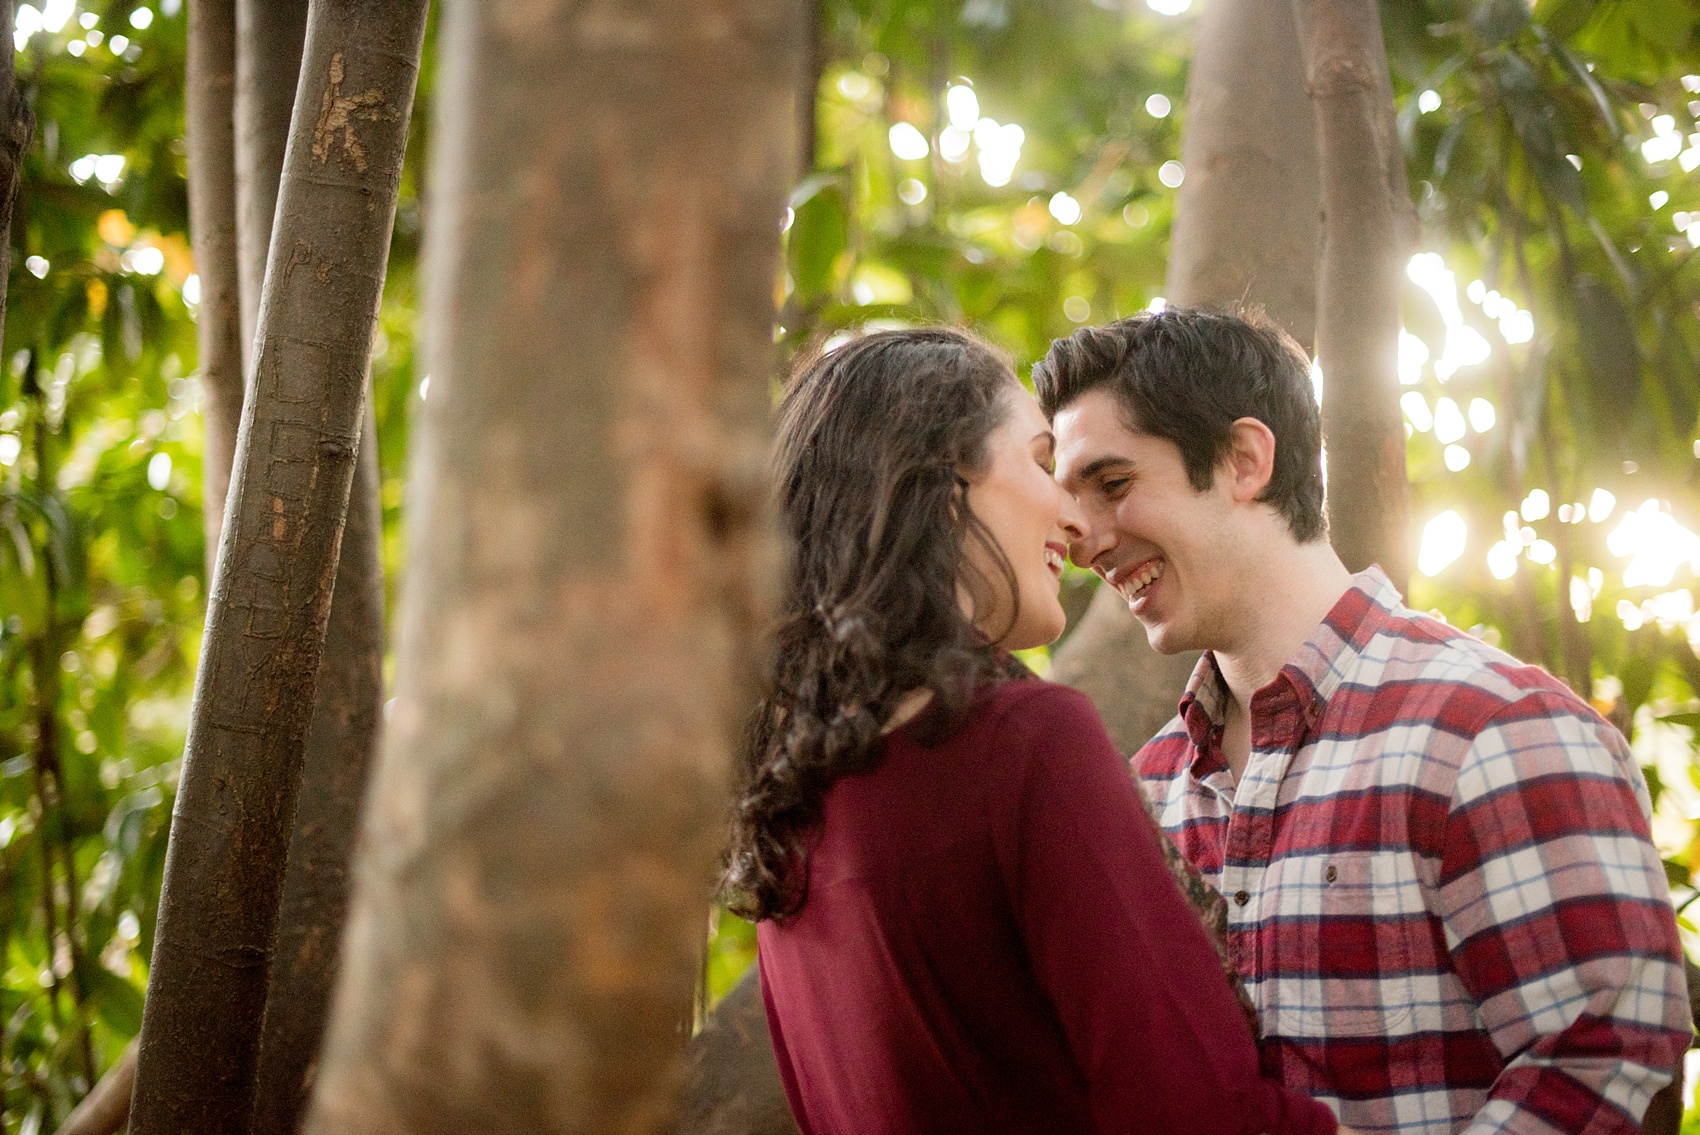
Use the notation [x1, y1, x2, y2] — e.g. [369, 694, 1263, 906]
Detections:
[996, 683, 1337, 1135]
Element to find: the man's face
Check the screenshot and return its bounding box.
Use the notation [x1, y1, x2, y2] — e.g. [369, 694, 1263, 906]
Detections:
[1053, 388, 1241, 655]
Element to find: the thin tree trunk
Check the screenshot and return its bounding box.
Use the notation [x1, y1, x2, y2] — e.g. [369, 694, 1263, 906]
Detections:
[52, 1042, 136, 1135]
[1291, 0, 1415, 589]
[1052, 0, 1321, 749]
[228, 3, 392, 1127]
[234, 0, 308, 362]
[798, 0, 823, 176]
[128, 4, 426, 1133]
[300, 2, 802, 1131]
[249, 408, 385, 1135]
[186, 0, 245, 580]
[0, 0, 35, 342]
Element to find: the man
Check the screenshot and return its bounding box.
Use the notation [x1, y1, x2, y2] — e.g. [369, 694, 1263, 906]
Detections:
[1039, 307, 1690, 1135]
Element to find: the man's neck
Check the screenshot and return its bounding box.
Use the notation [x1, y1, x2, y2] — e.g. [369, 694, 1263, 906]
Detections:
[1213, 540, 1354, 782]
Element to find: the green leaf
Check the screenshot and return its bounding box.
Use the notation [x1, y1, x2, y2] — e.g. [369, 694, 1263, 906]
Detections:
[1571, 274, 1641, 421]
[1495, 54, 1586, 213]
[1536, 0, 1599, 42]
[1473, 0, 1532, 46]
[84, 964, 145, 1035]
[788, 174, 850, 303]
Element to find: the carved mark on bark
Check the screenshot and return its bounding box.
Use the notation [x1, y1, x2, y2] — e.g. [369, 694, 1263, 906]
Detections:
[1308, 54, 1376, 98]
[312, 52, 397, 173]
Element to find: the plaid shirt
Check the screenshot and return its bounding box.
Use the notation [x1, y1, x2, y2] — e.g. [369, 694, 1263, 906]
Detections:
[1136, 568, 1690, 1135]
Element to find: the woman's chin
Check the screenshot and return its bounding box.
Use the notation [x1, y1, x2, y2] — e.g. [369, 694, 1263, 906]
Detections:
[999, 609, 1068, 655]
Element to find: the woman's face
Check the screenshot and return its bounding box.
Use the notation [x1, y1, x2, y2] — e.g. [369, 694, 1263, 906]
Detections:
[963, 385, 1088, 652]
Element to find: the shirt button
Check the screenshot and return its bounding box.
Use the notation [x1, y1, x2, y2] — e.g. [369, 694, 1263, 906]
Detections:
[1325, 865, 1338, 883]
[1234, 890, 1250, 906]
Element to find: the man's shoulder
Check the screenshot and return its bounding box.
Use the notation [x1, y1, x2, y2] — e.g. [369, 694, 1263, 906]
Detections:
[1345, 605, 1604, 737]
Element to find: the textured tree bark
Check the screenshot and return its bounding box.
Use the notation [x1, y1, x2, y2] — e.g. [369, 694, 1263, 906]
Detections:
[227, 3, 392, 1128]
[1290, 0, 1414, 589]
[1051, 0, 1322, 752]
[1049, 585, 1203, 756]
[1167, 0, 1319, 351]
[299, 3, 801, 1132]
[186, 0, 245, 579]
[234, 0, 309, 361]
[249, 409, 384, 1135]
[678, 969, 801, 1135]
[128, 4, 427, 1133]
[0, 0, 34, 344]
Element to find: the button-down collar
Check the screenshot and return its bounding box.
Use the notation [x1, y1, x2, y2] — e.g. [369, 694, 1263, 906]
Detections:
[1173, 566, 1403, 769]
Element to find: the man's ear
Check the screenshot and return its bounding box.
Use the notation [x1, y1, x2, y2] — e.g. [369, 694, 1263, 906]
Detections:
[1222, 417, 1276, 503]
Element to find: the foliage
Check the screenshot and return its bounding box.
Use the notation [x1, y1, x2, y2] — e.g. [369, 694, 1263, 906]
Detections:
[0, 3, 426, 1127]
[0, 0, 1697, 1127]
[1387, 0, 1700, 960]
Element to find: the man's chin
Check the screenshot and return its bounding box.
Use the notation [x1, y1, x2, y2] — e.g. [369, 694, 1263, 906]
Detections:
[1136, 614, 1189, 656]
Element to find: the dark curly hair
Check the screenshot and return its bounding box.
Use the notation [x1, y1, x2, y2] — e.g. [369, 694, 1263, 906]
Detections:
[722, 327, 1022, 922]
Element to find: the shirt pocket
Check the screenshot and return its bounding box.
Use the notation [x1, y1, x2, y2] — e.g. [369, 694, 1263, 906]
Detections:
[1266, 850, 1424, 1039]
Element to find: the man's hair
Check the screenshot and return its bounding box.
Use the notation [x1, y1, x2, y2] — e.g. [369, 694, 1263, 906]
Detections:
[1032, 306, 1327, 543]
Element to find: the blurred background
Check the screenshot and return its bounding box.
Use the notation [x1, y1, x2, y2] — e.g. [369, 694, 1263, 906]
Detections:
[0, 1, 1696, 1130]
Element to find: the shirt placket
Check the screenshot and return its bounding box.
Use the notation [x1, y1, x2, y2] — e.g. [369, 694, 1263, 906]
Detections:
[1219, 685, 1308, 1010]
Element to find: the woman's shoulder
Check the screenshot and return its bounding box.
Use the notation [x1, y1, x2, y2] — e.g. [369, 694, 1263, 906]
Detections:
[962, 677, 1118, 767]
[978, 674, 1107, 730]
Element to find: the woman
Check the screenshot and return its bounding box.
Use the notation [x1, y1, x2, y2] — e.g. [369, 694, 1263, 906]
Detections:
[724, 328, 1340, 1135]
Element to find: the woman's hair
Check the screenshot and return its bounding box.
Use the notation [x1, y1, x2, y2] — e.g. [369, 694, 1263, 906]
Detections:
[723, 327, 1021, 922]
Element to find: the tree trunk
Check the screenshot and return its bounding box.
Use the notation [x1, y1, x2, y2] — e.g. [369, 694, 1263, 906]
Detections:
[1049, 586, 1203, 755]
[128, 4, 427, 1133]
[227, 3, 393, 1129]
[1052, 0, 1321, 750]
[234, 0, 308, 361]
[679, 969, 801, 1135]
[299, 3, 802, 1132]
[1290, 0, 1414, 589]
[52, 1042, 136, 1135]
[186, 0, 244, 580]
[249, 409, 385, 1135]
[1166, 0, 1319, 350]
[0, 0, 34, 344]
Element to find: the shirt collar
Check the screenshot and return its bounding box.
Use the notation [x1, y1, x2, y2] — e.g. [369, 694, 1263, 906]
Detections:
[1173, 565, 1404, 746]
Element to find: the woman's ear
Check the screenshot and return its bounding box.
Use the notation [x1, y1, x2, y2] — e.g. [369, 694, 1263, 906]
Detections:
[1223, 417, 1276, 503]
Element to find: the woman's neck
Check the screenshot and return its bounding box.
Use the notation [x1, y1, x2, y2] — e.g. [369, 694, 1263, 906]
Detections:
[881, 687, 936, 735]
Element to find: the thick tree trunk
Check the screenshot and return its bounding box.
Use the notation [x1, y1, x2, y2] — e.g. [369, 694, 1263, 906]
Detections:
[234, 0, 308, 360]
[1167, 0, 1319, 350]
[1052, 0, 1321, 751]
[1049, 586, 1203, 755]
[679, 969, 801, 1135]
[186, 0, 245, 579]
[128, 4, 427, 1133]
[299, 3, 801, 1132]
[1290, 0, 1414, 588]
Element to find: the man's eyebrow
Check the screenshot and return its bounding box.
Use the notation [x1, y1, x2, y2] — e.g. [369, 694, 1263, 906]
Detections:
[1068, 455, 1133, 483]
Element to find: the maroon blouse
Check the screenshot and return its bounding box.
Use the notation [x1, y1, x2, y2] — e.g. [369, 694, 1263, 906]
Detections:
[757, 678, 1337, 1135]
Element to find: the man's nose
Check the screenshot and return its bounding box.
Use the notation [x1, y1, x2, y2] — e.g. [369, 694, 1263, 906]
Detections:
[1065, 510, 1111, 569]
